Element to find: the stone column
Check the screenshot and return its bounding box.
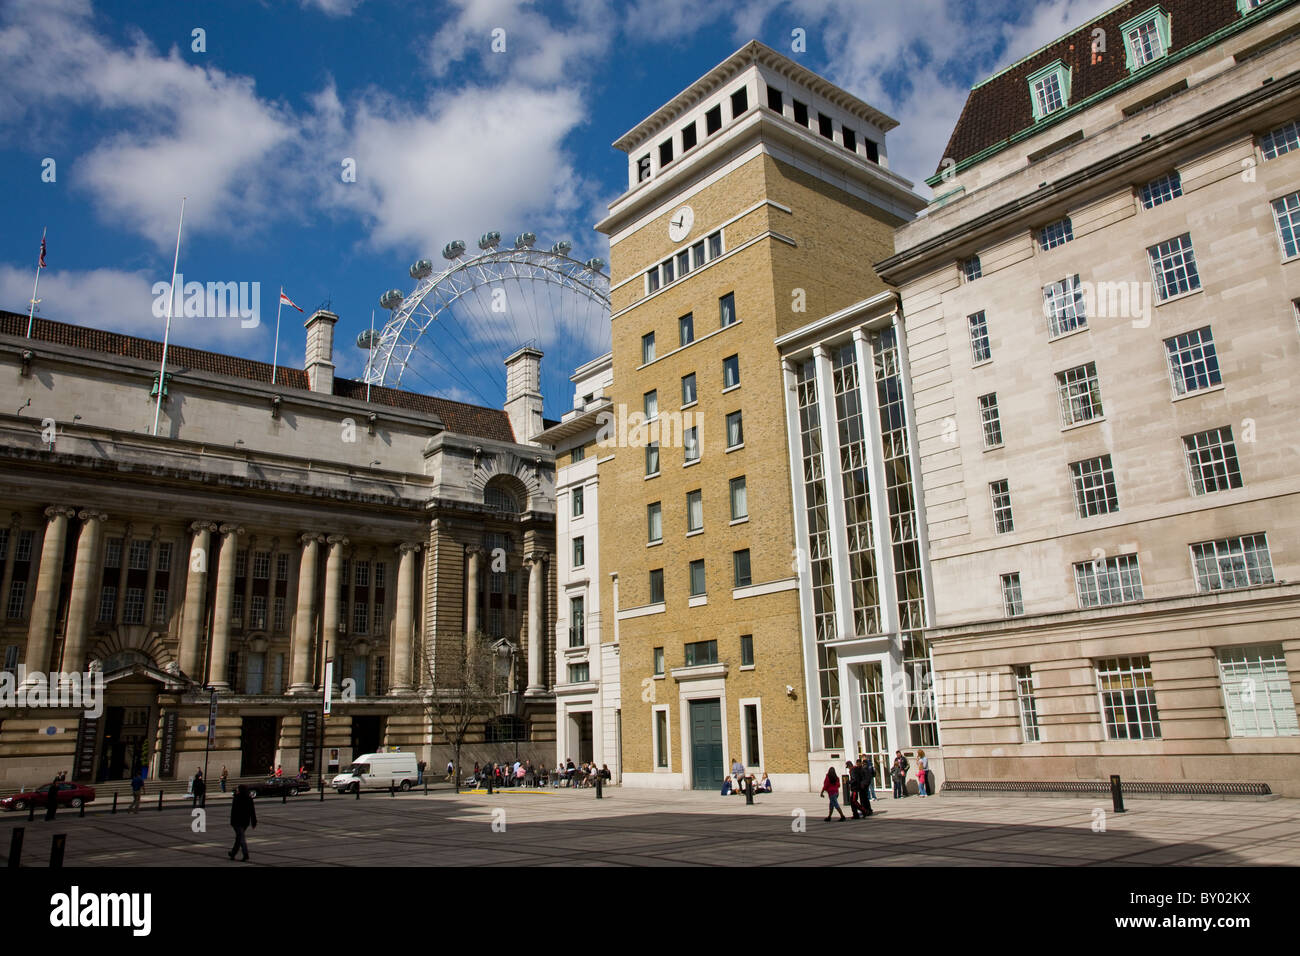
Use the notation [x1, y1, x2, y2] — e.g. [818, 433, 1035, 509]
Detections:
[142, 526, 161, 630]
[179, 522, 217, 679]
[323, 535, 348, 689]
[525, 551, 547, 694]
[465, 546, 484, 638]
[389, 542, 420, 694]
[207, 524, 244, 691]
[25, 506, 76, 679]
[0, 513, 20, 624]
[61, 509, 108, 674]
[289, 533, 323, 694]
[112, 522, 132, 627]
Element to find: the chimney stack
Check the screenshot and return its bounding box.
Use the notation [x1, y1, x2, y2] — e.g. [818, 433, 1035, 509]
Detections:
[304, 309, 338, 394]
[504, 346, 544, 443]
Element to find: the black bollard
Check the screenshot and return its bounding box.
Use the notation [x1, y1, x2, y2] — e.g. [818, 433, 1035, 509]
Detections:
[319, 779, 324, 802]
[7, 827, 23, 867]
[354, 784, 360, 800]
[390, 784, 395, 798]
[157, 790, 163, 812]
[745, 776, 754, 806]
[50, 833, 66, 868]
[1110, 774, 1126, 813]
[27, 801, 34, 822]
[282, 789, 287, 805]
[79, 799, 85, 818]
[595, 775, 603, 799]
[111, 792, 118, 814]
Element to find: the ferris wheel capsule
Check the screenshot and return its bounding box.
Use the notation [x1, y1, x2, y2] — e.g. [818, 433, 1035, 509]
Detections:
[379, 289, 405, 310]
[479, 231, 502, 250]
[585, 257, 606, 274]
[514, 232, 536, 249]
[550, 240, 572, 256]
[442, 240, 466, 260]
[409, 259, 434, 279]
[356, 329, 379, 349]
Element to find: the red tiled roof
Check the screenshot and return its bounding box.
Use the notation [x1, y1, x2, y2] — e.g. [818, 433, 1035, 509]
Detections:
[937, 0, 1263, 175]
[0, 310, 516, 442]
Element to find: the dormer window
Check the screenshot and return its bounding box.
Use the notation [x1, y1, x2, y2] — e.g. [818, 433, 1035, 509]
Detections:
[1238, 0, 1274, 15]
[1120, 7, 1171, 72]
[1028, 61, 1071, 121]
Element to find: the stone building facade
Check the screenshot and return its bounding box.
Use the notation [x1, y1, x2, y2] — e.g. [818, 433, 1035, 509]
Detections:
[877, 0, 1300, 794]
[0, 308, 557, 788]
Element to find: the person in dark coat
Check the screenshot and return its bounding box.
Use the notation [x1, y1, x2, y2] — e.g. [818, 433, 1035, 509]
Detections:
[853, 756, 873, 817]
[45, 777, 59, 820]
[228, 784, 257, 861]
[193, 768, 206, 808]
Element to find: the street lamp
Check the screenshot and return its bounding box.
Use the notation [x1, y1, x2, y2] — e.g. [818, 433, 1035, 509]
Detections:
[494, 640, 521, 763]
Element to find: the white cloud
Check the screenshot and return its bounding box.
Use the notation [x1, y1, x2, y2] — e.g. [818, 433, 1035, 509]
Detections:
[0, 264, 270, 353]
[300, 0, 364, 15]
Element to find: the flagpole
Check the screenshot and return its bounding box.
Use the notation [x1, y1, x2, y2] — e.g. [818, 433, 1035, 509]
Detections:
[26, 228, 46, 338]
[272, 285, 284, 385]
[152, 198, 186, 437]
[365, 309, 374, 403]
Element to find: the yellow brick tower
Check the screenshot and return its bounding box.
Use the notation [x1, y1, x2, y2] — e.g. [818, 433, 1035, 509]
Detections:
[595, 41, 925, 789]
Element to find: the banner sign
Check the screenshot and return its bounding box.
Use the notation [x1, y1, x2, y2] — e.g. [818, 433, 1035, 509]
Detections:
[301, 710, 318, 772]
[159, 712, 178, 779]
[323, 659, 334, 717]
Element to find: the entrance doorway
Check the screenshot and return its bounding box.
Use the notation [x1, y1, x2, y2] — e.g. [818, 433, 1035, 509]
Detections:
[351, 715, 383, 756]
[97, 705, 152, 782]
[567, 712, 593, 764]
[857, 662, 890, 790]
[241, 716, 278, 776]
[688, 698, 723, 790]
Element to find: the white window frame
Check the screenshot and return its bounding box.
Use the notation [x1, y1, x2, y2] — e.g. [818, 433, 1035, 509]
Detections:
[1037, 217, 1074, 251]
[1139, 170, 1182, 209]
[1272, 191, 1300, 260]
[1069, 455, 1118, 517]
[1183, 426, 1242, 495]
[1095, 656, 1161, 740]
[1056, 362, 1104, 427]
[1148, 233, 1202, 301]
[1043, 275, 1087, 338]
[652, 705, 672, 771]
[686, 490, 703, 533]
[1260, 119, 1299, 160]
[978, 393, 1003, 448]
[989, 480, 1014, 534]
[1001, 572, 1024, 618]
[1191, 533, 1273, 592]
[739, 697, 765, 769]
[1074, 554, 1143, 608]
[1028, 60, 1071, 121]
[968, 311, 991, 364]
[1014, 665, 1041, 742]
[1217, 644, 1298, 738]
[1164, 326, 1221, 397]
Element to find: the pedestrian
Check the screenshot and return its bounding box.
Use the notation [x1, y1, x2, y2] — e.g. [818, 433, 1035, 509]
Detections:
[228, 784, 256, 862]
[854, 756, 873, 817]
[275, 764, 283, 778]
[864, 754, 877, 802]
[129, 768, 144, 813]
[917, 749, 929, 797]
[446, 759, 454, 782]
[730, 755, 744, 793]
[899, 751, 910, 796]
[193, 768, 206, 808]
[44, 776, 59, 820]
[820, 765, 845, 821]
[220, 766, 229, 793]
[891, 752, 905, 798]
[417, 760, 425, 785]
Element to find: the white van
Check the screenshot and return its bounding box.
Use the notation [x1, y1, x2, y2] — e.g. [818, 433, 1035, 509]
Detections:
[331, 752, 419, 793]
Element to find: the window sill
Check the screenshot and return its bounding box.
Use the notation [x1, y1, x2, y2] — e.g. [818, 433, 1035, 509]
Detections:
[729, 516, 749, 526]
[983, 443, 1005, 453]
[722, 383, 741, 394]
[1171, 383, 1224, 403]
[1060, 416, 1104, 433]
[1154, 286, 1203, 308]
[739, 664, 755, 671]
[653, 674, 665, 681]
[647, 539, 662, 548]
[681, 400, 698, 411]
[644, 472, 660, 481]
[1047, 324, 1089, 343]
[726, 443, 745, 454]
[683, 458, 700, 468]
[688, 594, 708, 607]
[686, 529, 703, 538]
[971, 358, 994, 369]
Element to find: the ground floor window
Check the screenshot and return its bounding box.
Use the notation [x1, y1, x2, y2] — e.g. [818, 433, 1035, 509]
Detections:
[653, 708, 669, 769]
[1014, 665, 1041, 743]
[742, 702, 761, 767]
[1217, 645, 1299, 738]
[1096, 656, 1161, 740]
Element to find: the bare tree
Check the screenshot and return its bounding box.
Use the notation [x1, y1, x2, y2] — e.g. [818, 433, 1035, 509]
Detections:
[422, 630, 502, 793]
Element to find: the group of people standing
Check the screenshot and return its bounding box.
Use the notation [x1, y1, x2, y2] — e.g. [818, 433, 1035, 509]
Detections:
[821, 750, 933, 820]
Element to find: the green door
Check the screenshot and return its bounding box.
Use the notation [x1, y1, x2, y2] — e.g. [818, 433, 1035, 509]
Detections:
[689, 699, 723, 790]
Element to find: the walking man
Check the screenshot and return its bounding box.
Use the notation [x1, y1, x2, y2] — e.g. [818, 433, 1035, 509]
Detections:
[228, 784, 256, 862]
[193, 768, 206, 808]
[44, 776, 59, 821]
[854, 756, 873, 817]
[446, 759, 454, 782]
[129, 768, 145, 813]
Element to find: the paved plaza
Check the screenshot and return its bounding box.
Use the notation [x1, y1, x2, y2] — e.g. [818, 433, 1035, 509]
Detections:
[2, 786, 1297, 867]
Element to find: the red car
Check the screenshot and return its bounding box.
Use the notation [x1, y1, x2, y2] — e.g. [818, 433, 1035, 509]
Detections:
[1, 781, 96, 811]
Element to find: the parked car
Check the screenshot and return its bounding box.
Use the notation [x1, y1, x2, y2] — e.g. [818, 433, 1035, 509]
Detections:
[246, 776, 309, 799]
[331, 752, 418, 794]
[1, 781, 96, 811]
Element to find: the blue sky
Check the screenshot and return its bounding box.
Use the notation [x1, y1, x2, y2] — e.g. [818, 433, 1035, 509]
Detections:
[0, 0, 1116, 418]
